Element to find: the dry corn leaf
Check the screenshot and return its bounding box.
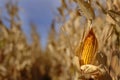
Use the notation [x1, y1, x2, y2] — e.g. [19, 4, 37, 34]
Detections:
[79, 64, 107, 80]
[107, 10, 120, 26]
[77, 0, 95, 20]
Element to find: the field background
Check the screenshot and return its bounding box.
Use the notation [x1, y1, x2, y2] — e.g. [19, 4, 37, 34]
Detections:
[0, 0, 120, 80]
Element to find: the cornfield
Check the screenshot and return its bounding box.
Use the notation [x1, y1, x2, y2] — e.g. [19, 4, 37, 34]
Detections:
[0, 0, 120, 80]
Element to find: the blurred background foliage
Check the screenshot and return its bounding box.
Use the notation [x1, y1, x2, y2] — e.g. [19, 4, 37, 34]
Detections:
[0, 0, 120, 80]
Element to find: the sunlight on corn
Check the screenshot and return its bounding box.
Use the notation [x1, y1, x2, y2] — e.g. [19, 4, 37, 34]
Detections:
[76, 28, 98, 65]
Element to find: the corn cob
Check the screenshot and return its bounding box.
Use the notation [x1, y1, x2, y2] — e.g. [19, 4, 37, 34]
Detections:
[76, 28, 98, 65]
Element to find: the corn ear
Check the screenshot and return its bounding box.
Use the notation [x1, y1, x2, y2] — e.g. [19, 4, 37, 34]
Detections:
[76, 28, 98, 65]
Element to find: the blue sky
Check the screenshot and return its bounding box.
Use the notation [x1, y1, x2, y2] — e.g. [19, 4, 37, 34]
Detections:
[19, 0, 60, 47]
[0, 0, 60, 48]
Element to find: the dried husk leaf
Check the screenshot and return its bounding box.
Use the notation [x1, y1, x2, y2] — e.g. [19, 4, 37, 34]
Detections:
[77, 0, 95, 20]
